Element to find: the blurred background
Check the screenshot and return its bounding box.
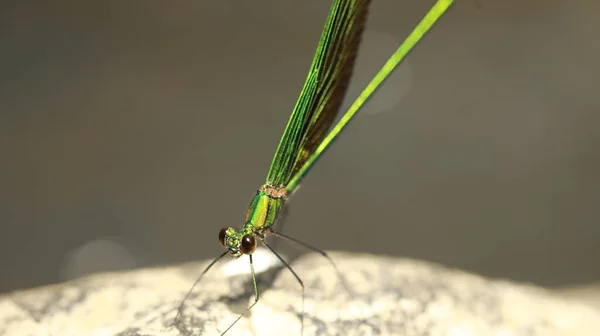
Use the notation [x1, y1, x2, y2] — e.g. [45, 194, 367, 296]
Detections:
[1, 0, 599, 294]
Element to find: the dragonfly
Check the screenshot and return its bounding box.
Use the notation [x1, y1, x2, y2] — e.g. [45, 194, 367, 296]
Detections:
[173, 0, 454, 334]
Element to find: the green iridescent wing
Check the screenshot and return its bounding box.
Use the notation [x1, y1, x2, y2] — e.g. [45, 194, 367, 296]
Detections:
[286, 0, 454, 192]
[266, 0, 454, 192]
[266, 0, 371, 188]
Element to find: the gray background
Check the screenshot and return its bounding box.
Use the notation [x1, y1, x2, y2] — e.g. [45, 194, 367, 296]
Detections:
[1, 0, 599, 293]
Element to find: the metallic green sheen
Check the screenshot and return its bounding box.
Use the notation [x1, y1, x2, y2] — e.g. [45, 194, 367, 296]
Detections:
[222, 188, 284, 257]
[176, 2, 455, 334]
[228, 0, 453, 257]
[285, 0, 454, 192]
[266, 0, 371, 188]
[244, 190, 283, 231]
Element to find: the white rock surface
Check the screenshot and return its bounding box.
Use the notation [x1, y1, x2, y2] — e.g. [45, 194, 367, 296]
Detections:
[1, 252, 599, 336]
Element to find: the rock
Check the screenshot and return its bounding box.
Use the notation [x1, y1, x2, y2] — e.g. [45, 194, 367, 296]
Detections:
[1, 251, 599, 336]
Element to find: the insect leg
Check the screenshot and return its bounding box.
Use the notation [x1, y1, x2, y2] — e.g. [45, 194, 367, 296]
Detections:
[268, 229, 352, 294]
[271, 203, 290, 250]
[220, 254, 260, 335]
[262, 240, 305, 336]
[172, 251, 228, 326]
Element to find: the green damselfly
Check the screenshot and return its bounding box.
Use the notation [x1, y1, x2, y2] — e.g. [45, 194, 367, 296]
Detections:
[174, 0, 454, 334]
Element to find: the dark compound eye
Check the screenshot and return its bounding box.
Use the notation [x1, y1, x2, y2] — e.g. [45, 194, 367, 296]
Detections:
[218, 228, 228, 247]
[240, 234, 257, 254]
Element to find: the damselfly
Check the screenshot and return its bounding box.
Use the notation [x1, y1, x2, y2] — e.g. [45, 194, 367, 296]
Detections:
[174, 0, 454, 334]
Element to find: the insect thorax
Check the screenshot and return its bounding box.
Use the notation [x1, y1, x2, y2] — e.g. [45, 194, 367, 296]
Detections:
[243, 184, 287, 234]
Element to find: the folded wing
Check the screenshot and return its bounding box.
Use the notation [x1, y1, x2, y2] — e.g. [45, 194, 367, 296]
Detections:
[266, 0, 371, 188]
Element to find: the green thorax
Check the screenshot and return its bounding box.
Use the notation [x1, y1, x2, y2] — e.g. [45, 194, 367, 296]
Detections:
[242, 184, 287, 235]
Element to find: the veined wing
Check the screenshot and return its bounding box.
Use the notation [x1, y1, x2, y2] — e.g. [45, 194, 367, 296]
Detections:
[266, 0, 371, 188]
[286, 0, 454, 192]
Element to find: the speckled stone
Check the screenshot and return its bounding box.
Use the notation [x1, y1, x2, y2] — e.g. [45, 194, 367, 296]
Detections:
[1, 252, 599, 336]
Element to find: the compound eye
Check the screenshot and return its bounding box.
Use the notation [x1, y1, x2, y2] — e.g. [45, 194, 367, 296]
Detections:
[240, 234, 257, 254]
[218, 228, 228, 247]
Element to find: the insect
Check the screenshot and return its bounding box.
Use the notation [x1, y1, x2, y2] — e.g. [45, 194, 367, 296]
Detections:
[174, 0, 454, 334]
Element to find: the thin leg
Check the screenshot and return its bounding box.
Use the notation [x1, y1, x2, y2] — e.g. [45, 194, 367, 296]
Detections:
[220, 254, 260, 336]
[172, 251, 228, 326]
[263, 240, 305, 336]
[276, 204, 290, 233]
[271, 204, 290, 250]
[268, 229, 352, 294]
